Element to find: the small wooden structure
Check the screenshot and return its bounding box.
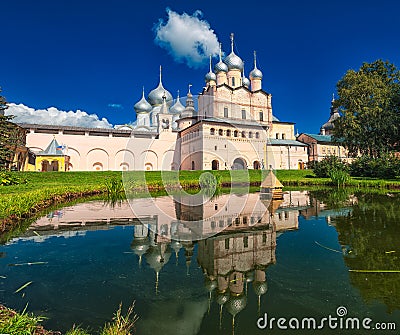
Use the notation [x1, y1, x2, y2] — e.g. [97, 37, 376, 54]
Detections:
[32, 137, 70, 172]
[260, 169, 284, 200]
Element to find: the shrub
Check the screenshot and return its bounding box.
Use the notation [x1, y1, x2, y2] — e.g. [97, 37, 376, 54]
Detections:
[311, 156, 349, 178]
[350, 154, 400, 178]
[0, 171, 27, 186]
[328, 168, 350, 187]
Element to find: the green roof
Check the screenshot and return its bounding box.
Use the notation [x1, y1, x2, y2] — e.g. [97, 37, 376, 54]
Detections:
[302, 133, 334, 143]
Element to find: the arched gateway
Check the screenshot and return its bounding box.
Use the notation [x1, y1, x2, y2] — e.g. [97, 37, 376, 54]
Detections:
[232, 158, 247, 170]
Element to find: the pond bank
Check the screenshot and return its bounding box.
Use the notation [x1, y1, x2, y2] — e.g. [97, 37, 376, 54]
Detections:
[1, 170, 400, 239]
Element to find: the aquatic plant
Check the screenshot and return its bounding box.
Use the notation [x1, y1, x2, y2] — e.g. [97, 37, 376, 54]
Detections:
[104, 177, 126, 208]
[328, 168, 350, 187]
[100, 303, 138, 335]
[105, 178, 125, 197]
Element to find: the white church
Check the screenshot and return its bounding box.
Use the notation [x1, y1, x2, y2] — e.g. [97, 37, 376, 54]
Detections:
[21, 34, 308, 172]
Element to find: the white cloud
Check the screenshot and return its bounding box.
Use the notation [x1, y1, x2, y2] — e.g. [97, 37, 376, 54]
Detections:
[108, 103, 124, 109]
[154, 8, 220, 68]
[5, 103, 113, 128]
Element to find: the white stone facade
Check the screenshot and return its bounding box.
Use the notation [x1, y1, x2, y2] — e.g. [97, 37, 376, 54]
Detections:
[21, 35, 308, 171]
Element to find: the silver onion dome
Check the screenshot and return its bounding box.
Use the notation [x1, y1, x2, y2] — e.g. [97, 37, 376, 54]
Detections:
[224, 52, 244, 71]
[223, 33, 244, 71]
[214, 43, 228, 73]
[216, 291, 230, 306]
[250, 68, 263, 80]
[245, 270, 254, 283]
[226, 294, 247, 317]
[205, 55, 217, 82]
[205, 277, 218, 292]
[249, 51, 263, 80]
[215, 60, 228, 73]
[145, 244, 172, 273]
[205, 71, 217, 82]
[130, 237, 150, 257]
[242, 65, 250, 87]
[148, 66, 173, 107]
[253, 281, 268, 296]
[134, 88, 152, 114]
[169, 92, 185, 114]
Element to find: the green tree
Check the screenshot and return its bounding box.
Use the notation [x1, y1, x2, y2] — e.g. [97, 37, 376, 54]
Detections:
[333, 60, 400, 158]
[0, 88, 26, 170]
[0, 87, 7, 115]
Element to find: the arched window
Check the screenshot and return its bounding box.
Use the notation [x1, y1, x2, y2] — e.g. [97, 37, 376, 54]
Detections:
[212, 160, 219, 170]
[191, 161, 195, 170]
[276, 133, 279, 139]
[248, 131, 253, 138]
[226, 129, 231, 137]
[282, 133, 286, 139]
[255, 132, 260, 139]
[253, 161, 261, 170]
[210, 128, 215, 135]
[234, 130, 238, 137]
[218, 129, 223, 136]
[241, 131, 246, 138]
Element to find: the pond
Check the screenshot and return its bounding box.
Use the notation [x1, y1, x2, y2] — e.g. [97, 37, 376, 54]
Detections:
[0, 189, 399, 334]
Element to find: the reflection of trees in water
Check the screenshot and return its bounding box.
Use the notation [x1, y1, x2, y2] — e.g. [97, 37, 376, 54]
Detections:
[334, 193, 400, 312]
[309, 188, 353, 209]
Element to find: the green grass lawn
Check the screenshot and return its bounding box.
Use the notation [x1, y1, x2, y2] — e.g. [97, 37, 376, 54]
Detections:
[1, 169, 400, 227]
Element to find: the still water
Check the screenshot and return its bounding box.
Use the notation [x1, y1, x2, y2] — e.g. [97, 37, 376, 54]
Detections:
[0, 189, 399, 334]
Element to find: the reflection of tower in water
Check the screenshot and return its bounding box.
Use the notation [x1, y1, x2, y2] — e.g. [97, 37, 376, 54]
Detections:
[129, 191, 304, 333]
[196, 215, 276, 334]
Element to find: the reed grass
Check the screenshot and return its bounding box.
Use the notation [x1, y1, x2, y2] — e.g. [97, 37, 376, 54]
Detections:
[0, 303, 138, 335]
[100, 303, 138, 335]
[65, 326, 91, 335]
[0, 304, 46, 335]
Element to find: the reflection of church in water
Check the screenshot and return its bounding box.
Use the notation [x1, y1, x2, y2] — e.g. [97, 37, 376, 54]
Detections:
[130, 191, 309, 331]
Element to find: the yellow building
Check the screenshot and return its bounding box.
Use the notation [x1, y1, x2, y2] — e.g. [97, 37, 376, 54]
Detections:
[31, 137, 70, 171]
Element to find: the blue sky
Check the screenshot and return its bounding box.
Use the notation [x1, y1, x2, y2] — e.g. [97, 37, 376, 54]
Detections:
[2, 0, 400, 132]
